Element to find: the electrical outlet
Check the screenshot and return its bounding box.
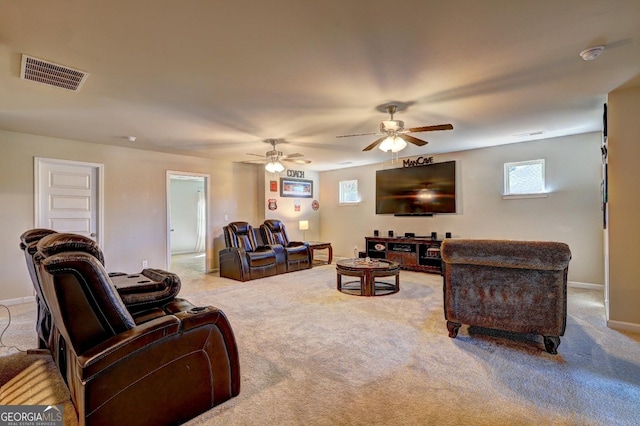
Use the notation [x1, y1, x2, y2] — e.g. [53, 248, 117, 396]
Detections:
[224, 214, 229, 221]
[142, 260, 148, 268]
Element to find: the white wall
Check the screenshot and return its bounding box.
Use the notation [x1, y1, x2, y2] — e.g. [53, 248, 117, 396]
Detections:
[263, 169, 320, 242]
[320, 132, 604, 285]
[0, 130, 261, 302]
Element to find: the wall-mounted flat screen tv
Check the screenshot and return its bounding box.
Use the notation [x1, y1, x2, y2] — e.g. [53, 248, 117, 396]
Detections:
[376, 160, 456, 215]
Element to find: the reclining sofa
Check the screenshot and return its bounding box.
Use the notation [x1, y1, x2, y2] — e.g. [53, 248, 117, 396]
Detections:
[441, 239, 571, 354]
[23, 231, 240, 425]
[219, 220, 311, 281]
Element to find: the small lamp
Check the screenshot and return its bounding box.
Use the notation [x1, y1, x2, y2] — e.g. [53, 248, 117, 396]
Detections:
[299, 220, 309, 241]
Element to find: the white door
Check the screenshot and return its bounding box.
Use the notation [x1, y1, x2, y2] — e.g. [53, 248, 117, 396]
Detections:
[35, 158, 103, 245]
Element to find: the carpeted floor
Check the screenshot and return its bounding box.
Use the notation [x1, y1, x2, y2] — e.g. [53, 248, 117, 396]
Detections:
[2, 257, 639, 425]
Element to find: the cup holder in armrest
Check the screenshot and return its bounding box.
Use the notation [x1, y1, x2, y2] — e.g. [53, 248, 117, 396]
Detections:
[188, 306, 208, 314]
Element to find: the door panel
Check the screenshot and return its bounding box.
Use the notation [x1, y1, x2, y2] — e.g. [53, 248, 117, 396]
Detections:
[35, 158, 102, 243]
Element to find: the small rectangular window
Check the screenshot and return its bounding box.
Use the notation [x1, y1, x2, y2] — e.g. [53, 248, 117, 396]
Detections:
[339, 179, 359, 204]
[504, 159, 546, 197]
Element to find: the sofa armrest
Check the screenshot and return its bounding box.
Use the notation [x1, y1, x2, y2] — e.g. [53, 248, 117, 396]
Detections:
[266, 244, 287, 274]
[111, 268, 182, 312]
[74, 307, 241, 425]
[219, 247, 250, 280]
[77, 315, 181, 380]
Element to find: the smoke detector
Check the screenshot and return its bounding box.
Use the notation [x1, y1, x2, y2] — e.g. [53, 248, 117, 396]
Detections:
[20, 54, 89, 91]
[579, 45, 605, 61]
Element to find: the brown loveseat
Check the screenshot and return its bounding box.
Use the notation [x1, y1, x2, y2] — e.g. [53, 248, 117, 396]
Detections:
[31, 232, 240, 425]
[219, 221, 286, 281]
[441, 239, 571, 354]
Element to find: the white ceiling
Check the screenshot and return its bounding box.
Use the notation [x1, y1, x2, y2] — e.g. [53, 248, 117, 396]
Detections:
[1, 1, 639, 171]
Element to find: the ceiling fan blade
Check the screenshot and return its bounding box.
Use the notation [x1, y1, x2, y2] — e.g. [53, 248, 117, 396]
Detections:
[362, 136, 387, 151]
[336, 132, 381, 138]
[400, 134, 428, 146]
[408, 123, 454, 133]
[246, 152, 266, 158]
[282, 158, 311, 164]
[282, 153, 304, 159]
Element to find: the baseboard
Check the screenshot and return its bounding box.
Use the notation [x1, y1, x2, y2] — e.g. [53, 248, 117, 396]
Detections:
[0, 295, 36, 306]
[568, 281, 603, 291]
[607, 319, 640, 334]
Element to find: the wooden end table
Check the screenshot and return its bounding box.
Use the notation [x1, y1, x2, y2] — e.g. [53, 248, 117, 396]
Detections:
[306, 241, 333, 265]
[336, 258, 400, 297]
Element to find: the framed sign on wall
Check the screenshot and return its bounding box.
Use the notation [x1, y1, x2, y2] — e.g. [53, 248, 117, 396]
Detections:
[280, 178, 313, 198]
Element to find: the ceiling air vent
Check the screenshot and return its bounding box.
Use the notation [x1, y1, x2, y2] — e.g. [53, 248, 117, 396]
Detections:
[20, 54, 89, 92]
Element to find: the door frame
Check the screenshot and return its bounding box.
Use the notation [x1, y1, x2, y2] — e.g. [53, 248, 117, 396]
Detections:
[34, 157, 105, 247]
[166, 171, 211, 273]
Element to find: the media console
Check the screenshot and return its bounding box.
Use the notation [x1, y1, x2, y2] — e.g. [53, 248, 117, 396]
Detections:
[365, 236, 443, 274]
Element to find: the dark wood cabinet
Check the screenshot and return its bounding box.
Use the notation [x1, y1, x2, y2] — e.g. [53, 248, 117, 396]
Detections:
[365, 236, 443, 274]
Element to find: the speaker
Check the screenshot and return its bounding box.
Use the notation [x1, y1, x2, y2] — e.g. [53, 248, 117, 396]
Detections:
[445, 232, 452, 239]
[431, 232, 437, 240]
[388, 230, 394, 237]
[405, 232, 415, 238]
[374, 230, 379, 237]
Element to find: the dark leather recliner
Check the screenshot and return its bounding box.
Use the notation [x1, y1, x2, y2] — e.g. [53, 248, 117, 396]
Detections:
[34, 233, 240, 425]
[20, 229, 184, 347]
[260, 219, 312, 272]
[19, 228, 58, 349]
[219, 221, 285, 281]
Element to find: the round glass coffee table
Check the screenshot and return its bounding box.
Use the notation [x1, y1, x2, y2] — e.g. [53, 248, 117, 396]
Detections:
[336, 258, 400, 296]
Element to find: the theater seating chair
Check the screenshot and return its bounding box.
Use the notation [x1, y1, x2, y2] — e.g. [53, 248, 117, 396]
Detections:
[19, 228, 58, 349]
[219, 221, 286, 281]
[260, 219, 312, 272]
[34, 232, 240, 425]
[20, 229, 183, 349]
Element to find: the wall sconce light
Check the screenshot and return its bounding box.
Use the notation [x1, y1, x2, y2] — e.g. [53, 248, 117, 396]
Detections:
[299, 220, 309, 241]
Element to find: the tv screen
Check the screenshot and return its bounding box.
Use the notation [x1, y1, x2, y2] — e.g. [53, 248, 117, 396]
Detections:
[376, 161, 456, 215]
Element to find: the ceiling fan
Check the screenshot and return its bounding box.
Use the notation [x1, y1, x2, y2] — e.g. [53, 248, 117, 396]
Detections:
[337, 104, 453, 152]
[246, 139, 311, 172]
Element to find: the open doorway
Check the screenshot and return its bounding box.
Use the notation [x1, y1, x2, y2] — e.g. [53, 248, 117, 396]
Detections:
[166, 171, 210, 275]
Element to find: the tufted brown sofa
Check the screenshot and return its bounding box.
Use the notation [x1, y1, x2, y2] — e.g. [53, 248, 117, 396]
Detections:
[31, 232, 240, 425]
[441, 239, 571, 354]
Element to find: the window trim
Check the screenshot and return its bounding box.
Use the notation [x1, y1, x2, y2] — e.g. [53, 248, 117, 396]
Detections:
[338, 179, 360, 205]
[503, 159, 548, 199]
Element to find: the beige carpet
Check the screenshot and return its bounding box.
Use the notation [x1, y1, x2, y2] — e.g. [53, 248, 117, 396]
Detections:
[2, 261, 639, 425]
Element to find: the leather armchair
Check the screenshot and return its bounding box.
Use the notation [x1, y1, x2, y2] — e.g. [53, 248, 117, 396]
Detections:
[219, 221, 285, 281]
[260, 219, 312, 272]
[35, 233, 240, 425]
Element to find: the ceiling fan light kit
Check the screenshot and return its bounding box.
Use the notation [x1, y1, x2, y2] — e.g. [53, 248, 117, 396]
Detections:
[336, 104, 453, 152]
[246, 139, 311, 171]
[379, 135, 407, 152]
[265, 160, 285, 173]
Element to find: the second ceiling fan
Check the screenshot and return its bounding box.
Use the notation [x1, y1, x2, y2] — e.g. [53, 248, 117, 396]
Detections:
[337, 104, 453, 152]
[246, 139, 311, 172]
